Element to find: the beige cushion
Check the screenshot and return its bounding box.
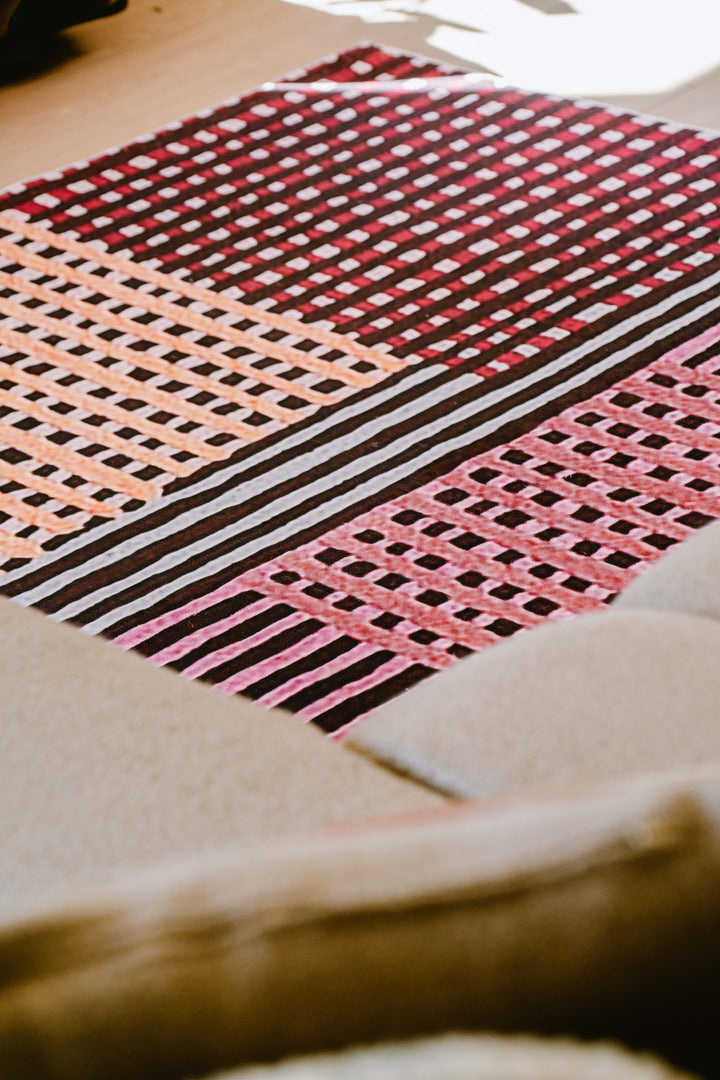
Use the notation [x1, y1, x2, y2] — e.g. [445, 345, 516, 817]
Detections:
[616, 521, 720, 621]
[217, 1034, 694, 1080]
[347, 611, 720, 799]
[0, 767, 718, 1080]
[0, 598, 443, 913]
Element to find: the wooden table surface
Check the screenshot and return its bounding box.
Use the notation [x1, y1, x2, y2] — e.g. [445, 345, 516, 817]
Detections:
[1, 0, 719, 190]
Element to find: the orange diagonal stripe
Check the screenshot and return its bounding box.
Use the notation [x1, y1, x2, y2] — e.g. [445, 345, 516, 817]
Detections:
[0, 359, 225, 463]
[0, 214, 405, 374]
[0, 228, 376, 388]
[0, 458, 118, 517]
[0, 386, 192, 478]
[0, 323, 261, 443]
[0, 493, 76, 534]
[0, 286, 297, 425]
[0, 413, 159, 501]
[0, 529, 41, 560]
[0, 267, 333, 407]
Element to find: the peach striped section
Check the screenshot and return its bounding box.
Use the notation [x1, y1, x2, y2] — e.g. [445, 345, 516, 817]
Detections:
[0, 458, 118, 516]
[0, 280, 301, 423]
[0, 386, 192, 478]
[0, 529, 41, 559]
[0, 358, 226, 462]
[0, 414, 158, 500]
[0, 493, 75, 534]
[0, 237, 369, 390]
[0, 236, 377, 390]
[0, 324, 260, 442]
[0, 268, 333, 406]
[0, 214, 405, 375]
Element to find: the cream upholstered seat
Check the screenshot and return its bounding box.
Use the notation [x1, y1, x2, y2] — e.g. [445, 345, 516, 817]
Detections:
[347, 609, 720, 799]
[0, 598, 442, 913]
[615, 519, 720, 621]
[215, 1034, 694, 1080]
[348, 521, 720, 799]
[3, 526, 720, 1079]
[0, 764, 719, 1080]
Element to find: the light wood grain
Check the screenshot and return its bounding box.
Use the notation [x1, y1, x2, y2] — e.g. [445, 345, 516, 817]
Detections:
[1, 0, 719, 190]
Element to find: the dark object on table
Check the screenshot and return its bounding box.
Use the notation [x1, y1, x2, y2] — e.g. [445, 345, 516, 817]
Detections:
[0, 0, 127, 79]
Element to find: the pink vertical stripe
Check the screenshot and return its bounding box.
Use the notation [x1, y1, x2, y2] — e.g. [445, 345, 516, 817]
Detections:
[216, 624, 347, 699]
[297, 654, 417, 724]
[113, 575, 266, 649]
[147, 596, 279, 667]
[179, 609, 308, 681]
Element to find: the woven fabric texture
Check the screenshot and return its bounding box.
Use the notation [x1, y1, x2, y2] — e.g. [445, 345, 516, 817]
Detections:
[1, 44, 719, 733]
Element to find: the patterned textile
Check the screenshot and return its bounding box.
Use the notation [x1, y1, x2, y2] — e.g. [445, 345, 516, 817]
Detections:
[1, 44, 719, 734]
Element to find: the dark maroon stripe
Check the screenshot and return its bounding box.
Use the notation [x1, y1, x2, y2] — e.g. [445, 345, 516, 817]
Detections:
[308, 660, 433, 733]
[197, 616, 325, 685]
[276, 648, 395, 714]
[242, 634, 358, 701]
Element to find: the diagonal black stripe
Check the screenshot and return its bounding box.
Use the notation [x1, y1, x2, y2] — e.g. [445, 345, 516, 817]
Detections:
[242, 634, 358, 700]
[6, 251, 720, 620]
[197, 616, 324, 685]
[0, 364, 451, 597]
[277, 648, 395, 714]
[169, 602, 294, 672]
[308, 660, 433, 733]
[90, 287, 720, 637]
[135, 588, 262, 657]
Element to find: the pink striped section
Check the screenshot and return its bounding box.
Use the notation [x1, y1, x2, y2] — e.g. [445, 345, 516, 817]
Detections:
[148, 595, 275, 668]
[216, 624, 345, 699]
[180, 609, 308, 681]
[654, 322, 720, 370]
[114, 576, 264, 650]
[298, 654, 416, 724]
